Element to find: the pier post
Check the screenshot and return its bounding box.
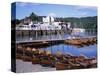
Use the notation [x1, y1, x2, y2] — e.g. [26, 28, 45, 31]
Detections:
[29, 30, 31, 37]
[22, 31, 24, 38]
[36, 30, 38, 40]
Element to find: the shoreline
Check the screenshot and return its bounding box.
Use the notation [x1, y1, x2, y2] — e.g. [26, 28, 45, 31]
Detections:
[16, 59, 56, 73]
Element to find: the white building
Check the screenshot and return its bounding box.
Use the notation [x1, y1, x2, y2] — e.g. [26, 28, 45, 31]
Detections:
[43, 16, 54, 23]
[16, 15, 71, 30]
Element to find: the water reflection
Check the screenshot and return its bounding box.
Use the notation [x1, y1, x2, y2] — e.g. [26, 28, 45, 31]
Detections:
[16, 31, 96, 42]
[40, 44, 97, 58]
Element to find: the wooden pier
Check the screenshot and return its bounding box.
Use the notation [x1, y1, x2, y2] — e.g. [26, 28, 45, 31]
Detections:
[16, 36, 97, 49]
[16, 36, 97, 44]
[16, 30, 71, 36]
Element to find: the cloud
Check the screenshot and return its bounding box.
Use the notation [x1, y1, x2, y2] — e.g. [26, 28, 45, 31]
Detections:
[48, 13, 56, 17]
[16, 2, 41, 6]
[80, 12, 88, 16]
[74, 6, 97, 17]
[75, 6, 97, 11]
[16, 2, 28, 6]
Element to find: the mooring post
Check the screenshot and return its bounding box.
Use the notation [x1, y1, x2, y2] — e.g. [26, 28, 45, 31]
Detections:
[22, 30, 24, 38]
[29, 30, 30, 38]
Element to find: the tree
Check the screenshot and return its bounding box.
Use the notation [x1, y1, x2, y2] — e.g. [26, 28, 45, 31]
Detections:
[29, 12, 38, 21]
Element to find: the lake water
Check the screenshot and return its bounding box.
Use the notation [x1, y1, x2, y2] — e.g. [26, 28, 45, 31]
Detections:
[16, 31, 96, 41]
[40, 44, 97, 58]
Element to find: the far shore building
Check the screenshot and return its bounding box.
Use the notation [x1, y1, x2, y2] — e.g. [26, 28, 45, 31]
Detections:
[16, 15, 85, 34]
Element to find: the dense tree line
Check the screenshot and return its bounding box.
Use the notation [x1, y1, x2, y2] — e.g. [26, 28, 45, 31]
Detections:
[55, 16, 97, 29]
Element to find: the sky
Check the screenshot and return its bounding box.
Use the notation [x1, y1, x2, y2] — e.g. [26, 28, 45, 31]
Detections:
[12, 2, 97, 20]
